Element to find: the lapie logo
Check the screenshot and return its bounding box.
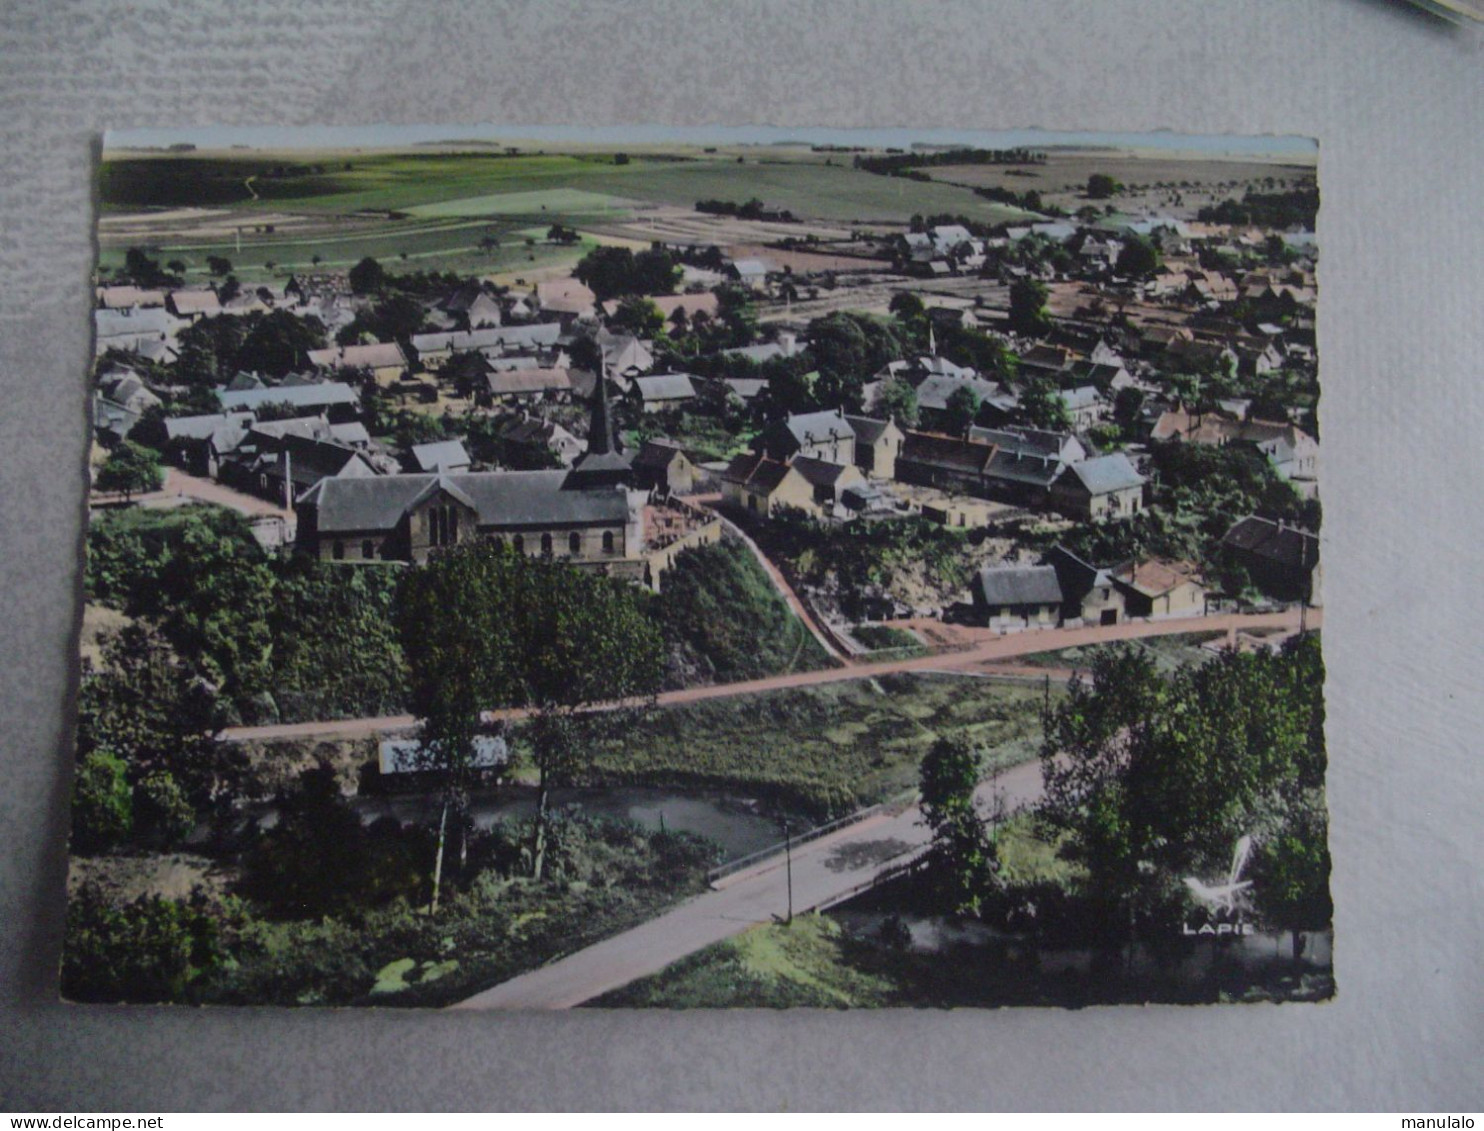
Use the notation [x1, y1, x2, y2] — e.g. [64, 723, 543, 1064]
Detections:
[1181, 834, 1257, 936]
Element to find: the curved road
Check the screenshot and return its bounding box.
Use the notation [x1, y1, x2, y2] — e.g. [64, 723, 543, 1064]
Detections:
[220, 608, 1316, 743]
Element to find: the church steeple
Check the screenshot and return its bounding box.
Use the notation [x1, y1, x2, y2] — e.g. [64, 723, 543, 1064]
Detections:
[566, 361, 633, 489]
[587, 361, 620, 456]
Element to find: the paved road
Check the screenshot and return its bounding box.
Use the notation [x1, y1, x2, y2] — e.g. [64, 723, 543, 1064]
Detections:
[450, 756, 1048, 1010]
[220, 609, 1317, 743]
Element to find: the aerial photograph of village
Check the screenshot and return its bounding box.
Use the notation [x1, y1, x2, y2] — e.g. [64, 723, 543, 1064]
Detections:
[67, 125, 1328, 1010]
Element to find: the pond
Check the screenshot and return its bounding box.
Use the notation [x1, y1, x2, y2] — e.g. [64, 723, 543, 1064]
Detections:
[247, 786, 802, 862]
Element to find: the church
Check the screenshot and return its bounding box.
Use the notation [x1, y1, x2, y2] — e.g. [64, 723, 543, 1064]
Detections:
[295, 368, 720, 590]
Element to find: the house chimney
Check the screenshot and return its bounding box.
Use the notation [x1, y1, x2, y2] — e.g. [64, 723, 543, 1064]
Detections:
[283, 449, 293, 511]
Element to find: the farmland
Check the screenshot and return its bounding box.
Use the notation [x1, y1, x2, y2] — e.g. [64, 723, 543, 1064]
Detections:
[97, 146, 1037, 284]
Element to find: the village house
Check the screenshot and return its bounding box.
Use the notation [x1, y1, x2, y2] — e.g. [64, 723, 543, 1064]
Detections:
[719, 453, 815, 518]
[721, 330, 803, 366]
[1047, 452, 1145, 520]
[725, 258, 774, 290]
[1043, 545, 1127, 627]
[410, 328, 513, 371]
[630, 439, 697, 496]
[217, 380, 361, 423]
[165, 289, 221, 321]
[754, 408, 856, 466]
[535, 279, 597, 322]
[484, 366, 575, 406]
[970, 564, 1064, 632]
[159, 412, 255, 477]
[306, 342, 409, 386]
[913, 374, 1008, 432]
[596, 331, 655, 377]
[602, 292, 719, 324]
[1221, 515, 1321, 604]
[894, 432, 998, 498]
[843, 415, 905, 480]
[633, 373, 699, 413]
[94, 307, 175, 356]
[435, 281, 503, 330]
[230, 431, 382, 507]
[97, 284, 166, 310]
[1056, 385, 1109, 429]
[1112, 558, 1207, 619]
[496, 415, 583, 468]
[406, 439, 472, 474]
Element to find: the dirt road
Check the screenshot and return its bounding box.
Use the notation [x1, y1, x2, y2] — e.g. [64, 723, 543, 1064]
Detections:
[220, 609, 1317, 743]
[450, 756, 1047, 1010]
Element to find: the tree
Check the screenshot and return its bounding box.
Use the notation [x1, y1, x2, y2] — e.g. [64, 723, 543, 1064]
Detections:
[1018, 376, 1072, 431]
[919, 737, 998, 916]
[239, 762, 421, 919]
[348, 256, 387, 295]
[609, 296, 665, 339]
[1115, 234, 1161, 279]
[62, 885, 220, 1003]
[95, 441, 163, 500]
[888, 290, 926, 321]
[1039, 637, 1328, 954]
[944, 385, 981, 435]
[76, 624, 235, 826]
[205, 255, 232, 277]
[1008, 278, 1051, 337]
[237, 309, 327, 377]
[71, 748, 134, 852]
[396, 544, 664, 892]
[874, 376, 919, 427]
[1086, 173, 1121, 200]
[574, 246, 681, 302]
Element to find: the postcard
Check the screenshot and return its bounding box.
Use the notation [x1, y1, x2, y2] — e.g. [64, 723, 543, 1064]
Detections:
[68, 125, 1327, 1009]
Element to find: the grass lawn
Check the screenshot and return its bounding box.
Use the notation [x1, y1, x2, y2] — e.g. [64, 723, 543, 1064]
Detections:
[589, 913, 896, 1008]
[1016, 630, 1227, 674]
[563, 672, 1055, 818]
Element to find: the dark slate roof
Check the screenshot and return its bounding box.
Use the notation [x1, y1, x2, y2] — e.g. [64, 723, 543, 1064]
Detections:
[1044, 544, 1109, 590]
[900, 431, 997, 475]
[985, 448, 1064, 488]
[976, 565, 1064, 607]
[970, 425, 1077, 462]
[1221, 516, 1319, 570]
[164, 412, 254, 442]
[785, 409, 854, 449]
[409, 439, 471, 472]
[915, 374, 1003, 413]
[634, 373, 698, 402]
[632, 439, 688, 471]
[218, 382, 359, 412]
[844, 414, 894, 445]
[791, 456, 856, 488]
[721, 452, 793, 494]
[301, 471, 632, 534]
[1065, 453, 1143, 495]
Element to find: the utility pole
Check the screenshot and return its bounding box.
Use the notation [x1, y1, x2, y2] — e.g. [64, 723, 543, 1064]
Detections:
[781, 816, 794, 925]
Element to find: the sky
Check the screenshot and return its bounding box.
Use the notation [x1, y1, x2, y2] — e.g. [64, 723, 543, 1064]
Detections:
[104, 123, 1317, 158]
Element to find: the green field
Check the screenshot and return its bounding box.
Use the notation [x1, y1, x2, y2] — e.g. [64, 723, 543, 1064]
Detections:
[102, 148, 1038, 227]
[406, 187, 638, 219]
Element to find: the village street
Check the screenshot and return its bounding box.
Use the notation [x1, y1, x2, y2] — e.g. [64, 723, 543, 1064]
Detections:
[450, 755, 1048, 1010]
[219, 607, 1317, 743]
